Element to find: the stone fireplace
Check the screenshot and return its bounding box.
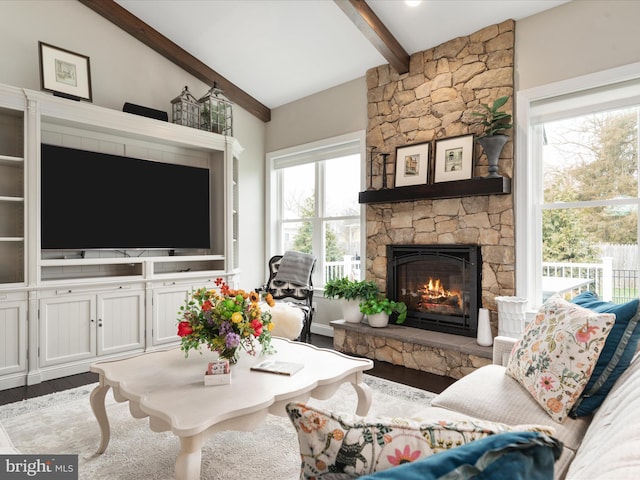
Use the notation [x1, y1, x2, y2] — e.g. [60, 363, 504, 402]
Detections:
[332, 20, 516, 379]
[387, 244, 481, 337]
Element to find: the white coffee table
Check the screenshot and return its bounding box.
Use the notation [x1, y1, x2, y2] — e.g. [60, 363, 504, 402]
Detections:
[89, 337, 374, 480]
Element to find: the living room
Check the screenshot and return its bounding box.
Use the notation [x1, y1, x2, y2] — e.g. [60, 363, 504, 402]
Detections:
[1, 1, 640, 479]
[0, 0, 637, 320]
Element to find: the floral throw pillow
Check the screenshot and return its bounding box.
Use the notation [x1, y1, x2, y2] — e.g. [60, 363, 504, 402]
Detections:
[505, 295, 615, 423]
[285, 402, 555, 479]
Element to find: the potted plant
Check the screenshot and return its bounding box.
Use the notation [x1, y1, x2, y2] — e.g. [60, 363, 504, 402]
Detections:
[359, 296, 408, 328]
[324, 277, 380, 323]
[471, 95, 513, 178]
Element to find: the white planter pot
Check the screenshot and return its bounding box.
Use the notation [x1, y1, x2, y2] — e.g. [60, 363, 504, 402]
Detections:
[341, 299, 364, 323]
[367, 312, 389, 328]
[495, 296, 528, 338]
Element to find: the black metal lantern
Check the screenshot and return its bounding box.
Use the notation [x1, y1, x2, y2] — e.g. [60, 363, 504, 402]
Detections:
[171, 86, 200, 129]
[198, 82, 233, 136]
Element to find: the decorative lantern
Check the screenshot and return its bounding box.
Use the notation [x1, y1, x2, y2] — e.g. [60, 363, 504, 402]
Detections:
[171, 86, 200, 129]
[198, 82, 233, 136]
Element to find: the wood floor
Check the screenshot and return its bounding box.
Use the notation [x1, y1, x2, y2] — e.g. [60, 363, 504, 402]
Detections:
[0, 335, 456, 407]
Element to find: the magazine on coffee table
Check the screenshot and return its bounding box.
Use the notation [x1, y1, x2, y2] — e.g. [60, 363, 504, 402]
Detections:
[250, 360, 304, 376]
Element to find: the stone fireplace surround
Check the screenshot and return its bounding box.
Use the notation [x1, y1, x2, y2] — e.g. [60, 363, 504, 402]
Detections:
[332, 20, 515, 378]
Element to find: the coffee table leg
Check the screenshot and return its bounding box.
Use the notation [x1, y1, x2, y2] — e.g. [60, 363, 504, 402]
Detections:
[175, 434, 204, 480]
[352, 379, 372, 416]
[89, 383, 111, 454]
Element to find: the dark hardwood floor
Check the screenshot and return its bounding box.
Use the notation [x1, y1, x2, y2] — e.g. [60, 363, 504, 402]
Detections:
[0, 335, 456, 407]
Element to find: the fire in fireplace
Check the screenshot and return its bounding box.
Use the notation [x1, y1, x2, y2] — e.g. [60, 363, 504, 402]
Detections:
[387, 245, 482, 337]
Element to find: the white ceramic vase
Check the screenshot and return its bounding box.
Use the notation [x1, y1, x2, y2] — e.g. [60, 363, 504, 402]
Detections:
[367, 312, 389, 328]
[341, 299, 364, 323]
[476, 308, 493, 346]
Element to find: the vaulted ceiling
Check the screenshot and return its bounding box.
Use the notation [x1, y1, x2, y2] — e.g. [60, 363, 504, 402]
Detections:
[79, 0, 569, 122]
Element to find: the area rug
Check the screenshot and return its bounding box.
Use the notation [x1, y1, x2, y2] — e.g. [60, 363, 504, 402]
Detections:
[0, 375, 435, 479]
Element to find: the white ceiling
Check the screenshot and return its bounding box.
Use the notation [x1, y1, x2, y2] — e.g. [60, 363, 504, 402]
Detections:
[115, 0, 569, 109]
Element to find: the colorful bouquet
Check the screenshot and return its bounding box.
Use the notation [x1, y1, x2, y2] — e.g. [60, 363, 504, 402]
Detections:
[177, 278, 276, 361]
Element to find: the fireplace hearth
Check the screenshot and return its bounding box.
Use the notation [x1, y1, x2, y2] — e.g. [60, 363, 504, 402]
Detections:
[387, 245, 482, 337]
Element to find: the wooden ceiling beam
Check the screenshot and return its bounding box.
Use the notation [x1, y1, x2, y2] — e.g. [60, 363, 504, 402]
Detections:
[78, 0, 271, 122]
[334, 0, 410, 74]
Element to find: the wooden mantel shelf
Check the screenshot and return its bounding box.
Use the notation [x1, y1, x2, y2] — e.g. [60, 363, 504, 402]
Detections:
[358, 176, 511, 204]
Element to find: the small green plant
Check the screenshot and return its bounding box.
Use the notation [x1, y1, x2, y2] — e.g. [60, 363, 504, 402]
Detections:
[359, 296, 407, 324]
[323, 277, 380, 301]
[471, 95, 513, 137]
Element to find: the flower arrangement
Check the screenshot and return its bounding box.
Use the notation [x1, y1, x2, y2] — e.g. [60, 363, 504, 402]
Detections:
[177, 278, 276, 361]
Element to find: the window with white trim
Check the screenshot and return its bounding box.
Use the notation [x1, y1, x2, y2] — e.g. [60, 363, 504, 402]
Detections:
[266, 132, 366, 287]
[516, 64, 640, 308]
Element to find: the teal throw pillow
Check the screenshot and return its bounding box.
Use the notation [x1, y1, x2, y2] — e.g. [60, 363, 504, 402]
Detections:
[359, 431, 563, 480]
[570, 291, 640, 417]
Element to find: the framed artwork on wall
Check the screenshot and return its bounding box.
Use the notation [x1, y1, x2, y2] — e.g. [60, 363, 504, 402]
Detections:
[394, 141, 430, 187]
[39, 42, 92, 102]
[433, 134, 474, 183]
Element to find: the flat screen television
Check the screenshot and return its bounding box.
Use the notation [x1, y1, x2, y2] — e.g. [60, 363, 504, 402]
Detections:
[41, 144, 211, 250]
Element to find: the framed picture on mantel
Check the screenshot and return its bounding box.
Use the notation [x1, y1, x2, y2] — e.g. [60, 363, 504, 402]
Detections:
[434, 134, 474, 183]
[39, 42, 92, 102]
[394, 141, 430, 187]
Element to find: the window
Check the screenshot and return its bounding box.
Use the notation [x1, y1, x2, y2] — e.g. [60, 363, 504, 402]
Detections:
[266, 131, 366, 287]
[516, 63, 640, 308]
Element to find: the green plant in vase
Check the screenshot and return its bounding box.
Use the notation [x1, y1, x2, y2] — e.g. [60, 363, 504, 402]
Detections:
[324, 277, 380, 323]
[471, 95, 513, 137]
[359, 296, 407, 327]
[323, 277, 379, 301]
[471, 95, 513, 178]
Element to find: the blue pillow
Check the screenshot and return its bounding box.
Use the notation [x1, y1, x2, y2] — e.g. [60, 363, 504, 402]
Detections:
[359, 432, 562, 480]
[570, 291, 640, 417]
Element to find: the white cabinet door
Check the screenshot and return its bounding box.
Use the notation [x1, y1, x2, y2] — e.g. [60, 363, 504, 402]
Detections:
[0, 299, 27, 376]
[39, 294, 96, 367]
[152, 285, 190, 346]
[97, 289, 145, 356]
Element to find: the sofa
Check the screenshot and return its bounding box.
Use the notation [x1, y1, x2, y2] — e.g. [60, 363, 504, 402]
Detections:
[287, 293, 640, 479]
[430, 335, 640, 479]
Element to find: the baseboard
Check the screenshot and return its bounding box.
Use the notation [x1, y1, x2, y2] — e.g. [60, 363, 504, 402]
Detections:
[311, 323, 333, 338]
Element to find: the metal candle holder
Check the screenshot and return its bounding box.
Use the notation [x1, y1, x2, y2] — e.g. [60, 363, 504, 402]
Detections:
[381, 153, 390, 189]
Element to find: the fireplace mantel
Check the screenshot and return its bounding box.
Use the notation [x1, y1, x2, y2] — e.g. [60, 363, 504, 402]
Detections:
[358, 176, 510, 205]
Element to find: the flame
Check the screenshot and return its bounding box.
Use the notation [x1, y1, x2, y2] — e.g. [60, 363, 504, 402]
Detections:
[419, 277, 462, 309]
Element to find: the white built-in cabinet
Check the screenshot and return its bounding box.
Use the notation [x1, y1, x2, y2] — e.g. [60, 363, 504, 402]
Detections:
[151, 278, 218, 347]
[38, 286, 145, 368]
[0, 83, 242, 390]
[0, 294, 27, 378]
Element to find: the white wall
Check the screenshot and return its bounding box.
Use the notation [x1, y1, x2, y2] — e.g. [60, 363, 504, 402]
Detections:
[266, 77, 367, 152]
[0, 0, 267, 289]
[515, 0, 640, 91]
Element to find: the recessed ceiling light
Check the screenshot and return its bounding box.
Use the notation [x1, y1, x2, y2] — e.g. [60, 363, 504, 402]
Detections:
[404, 0, 422, 6]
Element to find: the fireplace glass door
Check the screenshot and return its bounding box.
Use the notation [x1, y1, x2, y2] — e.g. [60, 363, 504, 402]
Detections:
[387, 245, 481, 337]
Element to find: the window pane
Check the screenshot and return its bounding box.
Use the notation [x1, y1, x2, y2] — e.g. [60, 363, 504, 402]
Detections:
[542, 205, 638, 302]
[324, 154, 360, 217]
[324, 219, 362, 282]
[282, 163, 314, 220]
[543, 107, 639, 203]
[282, 221, 313, 254]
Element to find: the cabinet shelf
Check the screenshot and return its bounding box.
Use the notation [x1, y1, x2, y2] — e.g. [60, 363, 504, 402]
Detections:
[0, 155, 23, 166]
[358, 176, 511, 204]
